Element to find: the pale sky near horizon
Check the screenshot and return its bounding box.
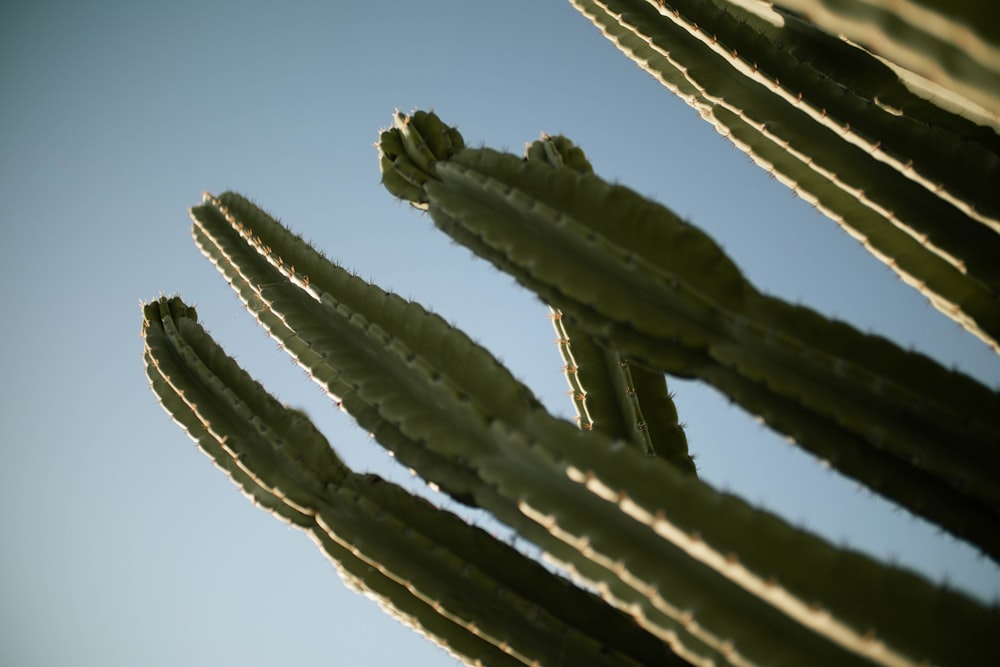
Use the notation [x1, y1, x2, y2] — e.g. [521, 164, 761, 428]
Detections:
[3, 2, 998, 666]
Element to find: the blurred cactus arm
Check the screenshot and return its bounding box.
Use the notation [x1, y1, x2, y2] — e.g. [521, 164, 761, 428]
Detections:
[568, 0, 1000, 350]
[772, 0, 1000, 121]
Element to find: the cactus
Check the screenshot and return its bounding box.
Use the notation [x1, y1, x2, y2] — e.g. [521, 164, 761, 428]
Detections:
[142, 3, 1000, 665]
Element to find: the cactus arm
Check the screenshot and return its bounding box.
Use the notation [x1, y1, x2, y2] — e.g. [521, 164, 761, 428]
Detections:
[378, 114, 1000, 556]
[143, 295, 690, 667]
[590, 4, 1000, 350]
[567, 0, 1000, 346]
[513, 413, 1000, 667]
[144, 360, 516, 667]
[571, 0, 1000, 282]
[770, 0, 1000, 121]
[551, 307, 696, 472]
[645, 0, 1000, 229]
[141, 297, 530, 667]
[190, 195, 719, 665]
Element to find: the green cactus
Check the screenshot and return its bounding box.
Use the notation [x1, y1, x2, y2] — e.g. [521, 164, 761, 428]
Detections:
[567, 0, 1000, 351]
[143, 2, 1000, 665]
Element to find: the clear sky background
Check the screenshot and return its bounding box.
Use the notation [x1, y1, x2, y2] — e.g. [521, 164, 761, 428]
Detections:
[2, 2, 998, 666]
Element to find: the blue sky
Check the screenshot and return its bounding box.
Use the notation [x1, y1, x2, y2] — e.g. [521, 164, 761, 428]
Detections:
[2, 2, 998, 665]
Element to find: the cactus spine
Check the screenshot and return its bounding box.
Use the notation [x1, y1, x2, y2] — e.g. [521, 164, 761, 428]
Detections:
[143, 2, 1000, 665]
